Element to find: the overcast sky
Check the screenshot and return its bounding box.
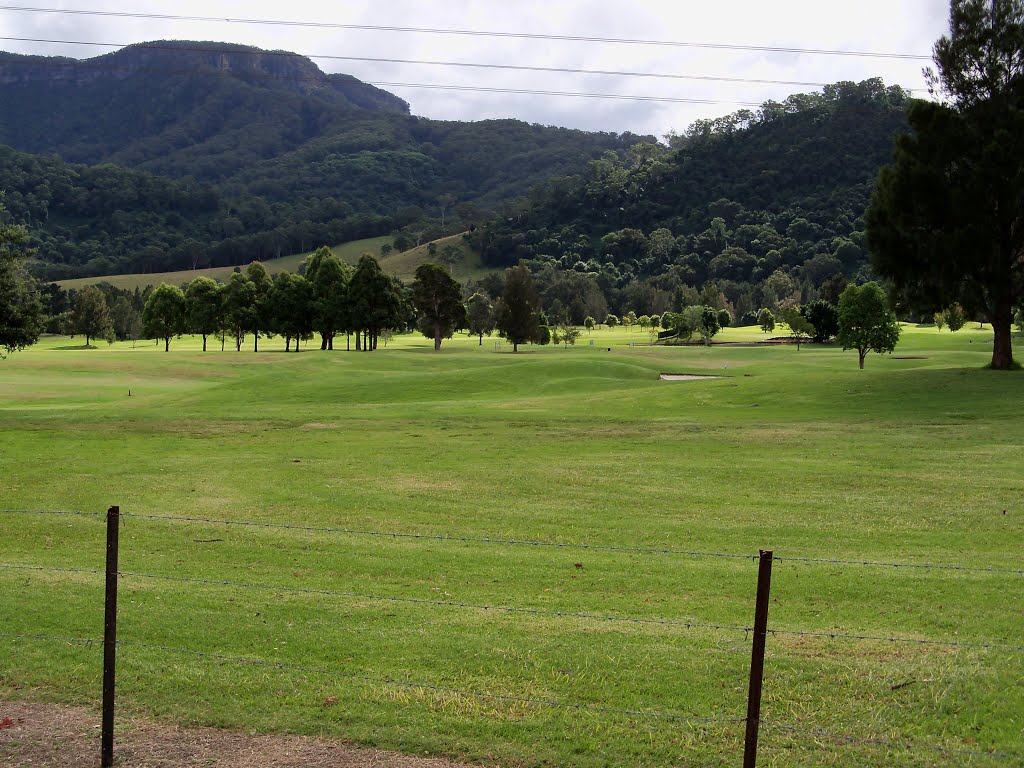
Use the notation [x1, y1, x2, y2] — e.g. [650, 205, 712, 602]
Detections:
[0, 1, 951, 139]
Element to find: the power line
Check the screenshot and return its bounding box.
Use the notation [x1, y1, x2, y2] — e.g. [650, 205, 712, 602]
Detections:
[0, 36, 923, 93]
[0, 55, 763, 107]
[0, 6, 933, 61]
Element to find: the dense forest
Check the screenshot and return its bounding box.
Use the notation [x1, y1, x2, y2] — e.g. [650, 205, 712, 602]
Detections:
[0, 41, 647, 280]
[472, 79, 912, 322]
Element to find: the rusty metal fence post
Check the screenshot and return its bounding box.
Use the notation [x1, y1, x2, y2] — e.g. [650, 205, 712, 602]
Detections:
[101, 505, 120, 768]
[743, 549, 773, 768]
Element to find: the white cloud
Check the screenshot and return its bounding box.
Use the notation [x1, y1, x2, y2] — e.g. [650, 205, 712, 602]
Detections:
[0, 0, 951, 136]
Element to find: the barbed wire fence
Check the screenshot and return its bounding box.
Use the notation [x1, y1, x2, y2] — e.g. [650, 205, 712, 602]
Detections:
[1, 506, 1020, 767]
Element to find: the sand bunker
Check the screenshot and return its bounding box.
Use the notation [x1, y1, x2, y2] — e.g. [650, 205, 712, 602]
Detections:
[659, 373, 724, 381]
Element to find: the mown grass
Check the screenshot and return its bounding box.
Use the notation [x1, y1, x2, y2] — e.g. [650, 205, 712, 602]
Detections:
[1, 324, 1021, 767]
[54, 232, 492, 291]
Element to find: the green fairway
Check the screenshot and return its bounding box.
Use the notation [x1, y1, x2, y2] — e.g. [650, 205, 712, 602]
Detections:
[1, 325, 1021, 767]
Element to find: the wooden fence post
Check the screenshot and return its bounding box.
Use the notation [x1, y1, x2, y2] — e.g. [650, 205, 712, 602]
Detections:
[102, 506, 120, 768]
[743, 549, 773, 768]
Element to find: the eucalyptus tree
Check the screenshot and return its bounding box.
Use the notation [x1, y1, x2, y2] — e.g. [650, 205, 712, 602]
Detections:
[0, 208, 42, 357]
[349, 254, 404, 351]
[304, 246, 351, 350]
[185, 275, 224, 352]
[411, 263, 466, 350]
[867, 0, 1024, 368]
[142, 283, 186, 351]
[495, 265, 540, 353]
[223, 271, 257, 352]
[71, 285, 114, 347]
[466, 292, 495, 345]
[269, 271, 313, 352]
[246, 261, 274, 352]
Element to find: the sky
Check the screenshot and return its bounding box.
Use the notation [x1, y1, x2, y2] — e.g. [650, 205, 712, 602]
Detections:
[0, 1, 952, 140]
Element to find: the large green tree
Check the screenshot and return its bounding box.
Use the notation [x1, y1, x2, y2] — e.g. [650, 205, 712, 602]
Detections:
[223, 271, 257, 352]
[0, 211, 42, 357]
[349, 254, 404, 351]
[495, 265, 540, 353]
[466, 292, 495, 345]
[142, 283, 186, 351]
[304, 247, 351, 351]
[836, 282, 901, 368]
[185, 275, 224, 352]
[866, 0, 1024, 369]
[246, 261, 274, 352]
[269, 271, 314, 352]
[411, 263, 467, 350]
[71, 285, 114, 347]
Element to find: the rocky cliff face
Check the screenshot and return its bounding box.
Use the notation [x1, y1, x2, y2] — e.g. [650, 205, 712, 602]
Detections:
[0, 41, 410, 112]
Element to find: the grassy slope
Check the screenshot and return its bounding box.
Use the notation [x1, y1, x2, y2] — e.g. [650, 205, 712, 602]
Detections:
[54, 233, 490, 291]
[1, 324, 1021, 767]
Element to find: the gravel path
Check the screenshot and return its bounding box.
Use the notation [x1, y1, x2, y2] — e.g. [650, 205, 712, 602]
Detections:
[1, 701, 480, 768]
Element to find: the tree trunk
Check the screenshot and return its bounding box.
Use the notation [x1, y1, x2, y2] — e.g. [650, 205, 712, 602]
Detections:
[434, 325, 442, 350]
[859, 349, 866, 369]
[513, 341, 518, 352]
[164, 337, 170, 352]
[221, 333, 225, 352]
[478, 333, 483, 346]
[85, 334, 91, 347]
[320, 333, 328, 350]
[253, 335, 259, 353]
[373, 332, 378, 351]
[346, 332, 351, 351]
[989, 299, 1014, 370]
[356, 330, 361, 351]
[202, 334, 207, 352]
[285, 336, 291, 352]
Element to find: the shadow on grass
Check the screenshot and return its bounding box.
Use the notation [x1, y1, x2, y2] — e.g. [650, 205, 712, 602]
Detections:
[53, 344, 98, 351]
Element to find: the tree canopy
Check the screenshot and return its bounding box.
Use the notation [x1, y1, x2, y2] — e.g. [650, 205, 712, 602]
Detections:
[496, 265, 540, 353]
[142, 283, 186, 351]
[836, 282, 901, 368]
[0, 207, 42, 356]
[867, 0, 1024, 369]
[411, 263, 467, 350]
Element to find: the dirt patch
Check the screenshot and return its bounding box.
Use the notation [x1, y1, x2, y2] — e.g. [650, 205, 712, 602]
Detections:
[659, 374, 724, 381]
[0, 701, 478, 768]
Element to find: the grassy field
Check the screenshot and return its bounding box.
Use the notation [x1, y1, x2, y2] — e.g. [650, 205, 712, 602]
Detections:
[1, 325, 1021, 767]
[54, 233, 491, 291]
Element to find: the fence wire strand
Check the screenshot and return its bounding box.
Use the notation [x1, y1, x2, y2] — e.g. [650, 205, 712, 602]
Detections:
[119, 512, 755, 560]
[0, 509, 102, 518]
[4, 562, 1019, 651]
[0, 632, 102, 646]
[766, 628, 1024, 652]
[762, 720, 1022, 762]
[774, 554, 1023, 576]
[116, 570, 752, 634]
[7, 509, 1019, 575]
[0, 564, 102, 576]
[116, 639, 745, 725]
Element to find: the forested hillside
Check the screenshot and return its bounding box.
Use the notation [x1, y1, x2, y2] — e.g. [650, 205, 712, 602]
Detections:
[0, 42, 647, 280]
[474, 79, 911, 321]
[0, 144, 391, 280]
